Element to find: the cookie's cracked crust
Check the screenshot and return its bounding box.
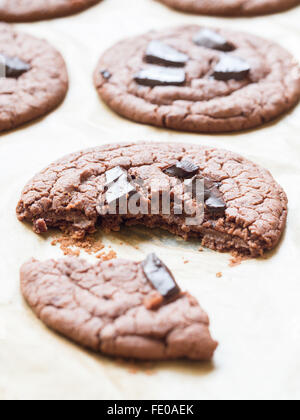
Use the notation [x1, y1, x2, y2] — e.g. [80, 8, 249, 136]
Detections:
[157, 0, 300, 16]
[16, 142, 288, 257]
[94, 25, 300, 133]
[0, 24, 68, 132]
[0, 0, 101, 22]
[21, 257, 218, 361]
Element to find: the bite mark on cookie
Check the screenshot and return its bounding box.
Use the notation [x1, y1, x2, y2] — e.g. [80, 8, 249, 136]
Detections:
[16, 142, 288, 257]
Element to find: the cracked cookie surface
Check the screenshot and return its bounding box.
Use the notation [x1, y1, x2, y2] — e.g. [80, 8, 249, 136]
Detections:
[156, 0, 300, 16]
[0, 0, 101, 22]
[20, 257, 218, 361]
[16, 142, 288, 257]
[94, 25, 300, 133]
[0, 24, 68, 132]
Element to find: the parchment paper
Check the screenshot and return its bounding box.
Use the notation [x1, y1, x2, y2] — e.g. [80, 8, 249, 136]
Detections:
[0, 0, 300, 401]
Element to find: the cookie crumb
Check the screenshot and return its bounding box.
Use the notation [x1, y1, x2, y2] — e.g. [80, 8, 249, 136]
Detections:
[145, 369, 155, 376]
[229, 253, 249, 267]
[96, 250, 117, 261]
[198, 247, 204, 252]
[216, 272, 222, 278]
[128, 366, 138, 375]
[50, 232, 117, 261]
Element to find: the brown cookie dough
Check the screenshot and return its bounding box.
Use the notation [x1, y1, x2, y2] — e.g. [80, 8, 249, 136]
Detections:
[16, 142, 288, 257]
[0, 0, 101, 22]
[0, 24, 68, 132]
[20, 256, 218, 361]
[156, 0, 300, 16]
[94, 25, 300, 133]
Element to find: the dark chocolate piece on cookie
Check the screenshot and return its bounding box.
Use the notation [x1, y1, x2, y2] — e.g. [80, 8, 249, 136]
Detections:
[193, 29, 235, 52]
[164, 159, 199, 179]
[212, 55, 250, 81]
[0, 53, 30, 78]
[100, 69, 111, 80]
[203, 178, 222, 200]
[184, 177, 219, 199]
[205, 186, 226, 217]
[105, 166, 128, 187]
[134, 66, 186, 87]
[142, 253, 181, 299]
[145, 40, 189, 67]
[206, 194, 226, 216]
[106, 174, 136, 205]
[184, 176, 226, 217]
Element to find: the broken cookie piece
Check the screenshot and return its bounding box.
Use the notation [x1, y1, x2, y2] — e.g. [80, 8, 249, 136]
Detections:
[20, 256, 218, 361]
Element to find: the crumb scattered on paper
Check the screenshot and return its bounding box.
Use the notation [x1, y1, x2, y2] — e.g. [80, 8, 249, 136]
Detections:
[96, 249, 117, 261]
[229, 254, 249, 267]
[115, 359, 156, 376]
[51, 233, 117, 261]
[216, 272, 223, 278]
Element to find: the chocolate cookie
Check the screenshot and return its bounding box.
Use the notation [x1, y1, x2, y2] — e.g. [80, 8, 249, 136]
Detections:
[20, 255, 218, 361]
[156, 0, 300, 16]
[0, 0, 101, 22]
[94, 25, 300, 133]
[0, 24, 68, 132]
[16, 142, 288, 257]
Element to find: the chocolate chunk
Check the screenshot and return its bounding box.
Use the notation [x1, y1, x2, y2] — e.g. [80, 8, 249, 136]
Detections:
[0, 53, 30, 78]
[145, 40, 188, 67]
[184, 176, 216, 198]
[164, 159, 199, 179]
[100, 69, 111, 80]
[106, 174, 136, 205]
[212, 55, 250, 81]
[142, 253, 181, 300]
[193, 29, 235, 52]
[184, 176, 226, 216]
[205, 185, 226, 217]
[134, 66, 186, 87]
[203, 178, 222, 200]
[105, 166, 127, 187]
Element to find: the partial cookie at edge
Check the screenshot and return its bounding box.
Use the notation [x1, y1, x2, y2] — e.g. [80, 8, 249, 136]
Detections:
[0, 0, 102, 22]
[0, 23, 68, 132]
[156, 0, 300, 16]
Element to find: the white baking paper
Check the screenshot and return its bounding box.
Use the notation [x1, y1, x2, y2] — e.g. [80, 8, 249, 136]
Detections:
[0, 0, 300, 400]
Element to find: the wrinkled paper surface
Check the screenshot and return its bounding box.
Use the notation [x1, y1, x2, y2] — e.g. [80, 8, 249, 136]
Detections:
[0, 0, 300, 400]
